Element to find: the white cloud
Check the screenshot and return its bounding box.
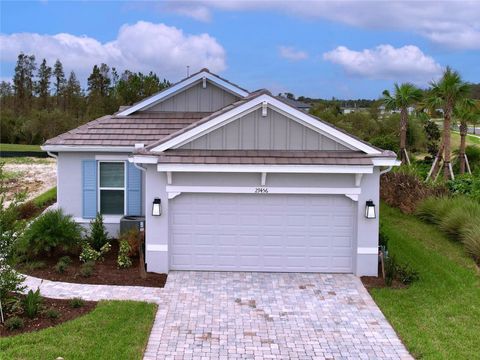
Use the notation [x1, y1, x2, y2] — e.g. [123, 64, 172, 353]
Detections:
[323, 44, 442, 82]
[279, 46, 308, 61]
[163, 0, 480, 50]
[0, 21, 226, 81]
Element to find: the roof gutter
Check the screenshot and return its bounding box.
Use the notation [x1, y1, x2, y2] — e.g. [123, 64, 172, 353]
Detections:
[41, 145, 135, 152]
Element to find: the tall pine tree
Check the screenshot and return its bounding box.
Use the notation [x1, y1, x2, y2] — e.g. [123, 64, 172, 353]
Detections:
[12, 53, 36, 114]
[36, 58, 52, 110]
[53, 59, 66, 108]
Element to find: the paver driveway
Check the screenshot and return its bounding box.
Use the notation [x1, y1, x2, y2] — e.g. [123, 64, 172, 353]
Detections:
[144, 272, 411, 360]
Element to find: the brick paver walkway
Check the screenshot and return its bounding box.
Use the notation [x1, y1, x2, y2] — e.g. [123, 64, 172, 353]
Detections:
[23, 274, 163, 303]
[144, 272, 412, 360]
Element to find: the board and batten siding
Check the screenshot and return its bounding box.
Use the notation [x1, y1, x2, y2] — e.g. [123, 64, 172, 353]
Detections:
[145, 81, 240, 113]
[180, 108, 350, 151]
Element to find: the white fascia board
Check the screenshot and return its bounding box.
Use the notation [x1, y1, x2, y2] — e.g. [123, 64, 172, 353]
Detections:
[152, 94, 382, 154]
[165, 185, 361, 196]
[117, 71, 249, 116]
[372, 158, 401, 166]
[157, 164, 373, 174]
[41, 145, 134, 152]
[129, 155, 158, 164]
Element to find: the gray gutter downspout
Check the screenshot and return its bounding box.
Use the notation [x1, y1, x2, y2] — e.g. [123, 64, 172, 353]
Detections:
[379, 166, 393, 175]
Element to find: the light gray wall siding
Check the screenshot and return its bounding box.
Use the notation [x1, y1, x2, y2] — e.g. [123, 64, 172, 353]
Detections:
[57, 152, 144, 237]
[180, 108, 350, 151]
[145, 81, 239, 113]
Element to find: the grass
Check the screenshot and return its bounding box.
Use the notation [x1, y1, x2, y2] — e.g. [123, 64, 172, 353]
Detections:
[451, 131, 480, 148]
[0, 143, 42, 152]
[374, 204, 480, 359]
[32, 187, 57, 207]
[0, 301, 157, 360]
[0, 157, 53, 165]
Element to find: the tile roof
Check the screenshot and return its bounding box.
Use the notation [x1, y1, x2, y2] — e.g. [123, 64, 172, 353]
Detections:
[44, 112, 211, 146]
[146, 149, 393, 165]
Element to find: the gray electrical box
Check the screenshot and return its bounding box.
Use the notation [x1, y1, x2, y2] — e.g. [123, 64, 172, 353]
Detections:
[120, 216, 145, 234]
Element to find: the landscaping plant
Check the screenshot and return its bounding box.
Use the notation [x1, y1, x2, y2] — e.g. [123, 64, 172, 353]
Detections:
[17, 209, 83, 258]
[79, 261, 95, 278]
[117, 239, 133, 269]
[69, 298, 85, 308]
[88, 213, 109, 250]
[4, 316, 24, 331]
[79, 242, 111, 263]
[22, 288, 42, 318]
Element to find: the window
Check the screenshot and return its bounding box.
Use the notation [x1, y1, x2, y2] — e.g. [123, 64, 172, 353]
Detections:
[98, 161, 125, 215]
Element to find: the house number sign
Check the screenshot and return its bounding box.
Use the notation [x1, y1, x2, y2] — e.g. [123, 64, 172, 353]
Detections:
[254, 187, 269, 194]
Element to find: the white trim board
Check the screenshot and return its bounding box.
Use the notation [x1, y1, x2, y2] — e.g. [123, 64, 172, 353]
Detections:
[166, 186, 361, 201]
[151, 93, 382, 155]
[117, 71, 249, 116]
[146, 244, 168, 252]
[357, 247, 379, 255]
[158, 164, 374, 174]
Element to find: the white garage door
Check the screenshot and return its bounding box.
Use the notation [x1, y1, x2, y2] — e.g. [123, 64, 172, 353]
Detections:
[169, 193, 355, 273]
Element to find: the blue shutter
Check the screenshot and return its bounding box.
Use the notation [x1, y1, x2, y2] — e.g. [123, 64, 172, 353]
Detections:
[127, 162, 142, 216]
[82, 160, 97, 219]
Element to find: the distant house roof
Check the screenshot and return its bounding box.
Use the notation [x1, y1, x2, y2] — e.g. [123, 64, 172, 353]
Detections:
[275, 96, 311, 110]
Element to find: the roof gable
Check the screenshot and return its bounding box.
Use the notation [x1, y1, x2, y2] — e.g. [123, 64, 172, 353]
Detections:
[148, 93, 382, 155]
[117, 69, 249, 116]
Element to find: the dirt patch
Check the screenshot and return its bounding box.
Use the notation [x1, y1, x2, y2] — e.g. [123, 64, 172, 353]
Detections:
[361, 276, 406, 290]
[0, 296, 96, 337]
[3, 158, 56, 204]
[18, 242, 167, 288]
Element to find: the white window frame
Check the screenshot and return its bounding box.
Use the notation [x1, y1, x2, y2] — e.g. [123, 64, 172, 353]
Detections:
[97, 160, 127, 216]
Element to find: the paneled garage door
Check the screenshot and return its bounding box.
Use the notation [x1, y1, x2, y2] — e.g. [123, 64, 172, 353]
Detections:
[169, 193, 355, 273]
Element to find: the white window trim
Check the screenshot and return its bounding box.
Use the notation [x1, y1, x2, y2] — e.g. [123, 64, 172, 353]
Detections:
[151, 93, 382, 155]
[97, 161, 127, 216]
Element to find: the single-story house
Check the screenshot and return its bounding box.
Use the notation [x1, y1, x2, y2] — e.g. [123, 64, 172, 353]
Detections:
[42, 69, 399, 276]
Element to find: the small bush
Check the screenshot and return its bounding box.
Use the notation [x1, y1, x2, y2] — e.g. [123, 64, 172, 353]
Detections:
[45, 308, 60, 319]
[117, 239, 132, 269]
[384, 256, 397, 287]
[396, 264, 420, 285]
[447, 175, 480, 202]
[87, 213, 109, 251]
[22, 260, 46, 271]
[58, 255, 72, 265]
[54, 260, 68, 274]
[22, 288, 42, 318]
[4, 316, 24, 331]
[119, 228, 142, 257]
[79, 261, 95, 277]
[416, 197, 454, 224]
[69, 298, 85, 308]
[79, 242, 111, 263]
[461, 223, 480, 263]
[17, 209, 83, 258]
[379, 222, 389, 249]
[439, 202, 480, 239]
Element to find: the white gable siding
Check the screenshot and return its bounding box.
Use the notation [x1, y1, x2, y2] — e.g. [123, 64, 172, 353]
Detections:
[179, 108, 350, 151]
[144, 81, 240, 113]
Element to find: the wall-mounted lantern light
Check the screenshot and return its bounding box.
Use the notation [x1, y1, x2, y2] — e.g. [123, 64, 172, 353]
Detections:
[152, 198, 162, 216]
[365, 200, 376, 219]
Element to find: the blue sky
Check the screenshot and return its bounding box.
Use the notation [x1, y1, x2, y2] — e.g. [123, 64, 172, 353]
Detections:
[1, 1, 479, 99]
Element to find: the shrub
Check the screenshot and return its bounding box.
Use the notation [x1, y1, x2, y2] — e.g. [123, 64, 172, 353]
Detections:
[119, 228, 142, 257]
[79, 242, 111, 263]
[45, 308, 60, 319]
[69, 297, 85, 308]
[55, 260, 68, 274]
[87, 213, 109, 250]
[381, 170, 448, 214]
[379, 222, 389, 249]
[384, 256, 397, 287]
[461, 223, 480, 263]
[4, 316, 24, 331]
[439, 202, 480, 239]
[416, 197, 454, 224]
[79, 261, 95, 277]
[396, 264, 420, 285]
[22, 260, 46, 271]
[22, 288, 42, 318]
[58, 255, 72, 265]
[370, 134, 399, 153]
[117, 239, 132, 269]
[447, 175, 480, 202]
[17, 209, 83, 258]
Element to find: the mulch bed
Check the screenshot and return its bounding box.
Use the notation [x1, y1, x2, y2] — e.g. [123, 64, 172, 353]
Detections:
[361, 263, 406, 290]
[0, 296, 96, 337]
[19, 242, 167, 288]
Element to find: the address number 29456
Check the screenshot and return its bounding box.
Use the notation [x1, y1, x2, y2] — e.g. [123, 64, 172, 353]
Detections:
[254, 187, 269, 194]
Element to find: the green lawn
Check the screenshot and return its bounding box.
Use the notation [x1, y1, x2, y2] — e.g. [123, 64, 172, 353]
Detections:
[451, 131, 480, 147]
[375, 204, 480, 359]
[0, 143, 42, 152]
[32, 187, 57, 207]
[0, 301, 157, 360]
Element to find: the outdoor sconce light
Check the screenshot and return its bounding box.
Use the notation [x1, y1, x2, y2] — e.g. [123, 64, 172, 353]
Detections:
[152, 198, 162, 216]
[365, 200, 376, 219]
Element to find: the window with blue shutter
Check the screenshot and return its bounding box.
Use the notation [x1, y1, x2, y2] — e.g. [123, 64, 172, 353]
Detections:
[82, 160, 97, 219]
[127, 162, 142, 216]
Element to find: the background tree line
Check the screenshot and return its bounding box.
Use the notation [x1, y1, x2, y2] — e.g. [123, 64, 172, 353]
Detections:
[0, 53, 170, 144]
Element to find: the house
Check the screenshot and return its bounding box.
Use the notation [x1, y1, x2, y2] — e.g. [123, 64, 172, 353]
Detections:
[42, 69, 399, 276]
[275, 95, 312, 112]
[379, 105, 415, 116]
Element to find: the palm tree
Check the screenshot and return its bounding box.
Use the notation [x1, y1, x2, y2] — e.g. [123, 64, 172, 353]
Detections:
[453, 99, 476, 174]
[382, 83, 423, 164]
[428, 67, 471, 180]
